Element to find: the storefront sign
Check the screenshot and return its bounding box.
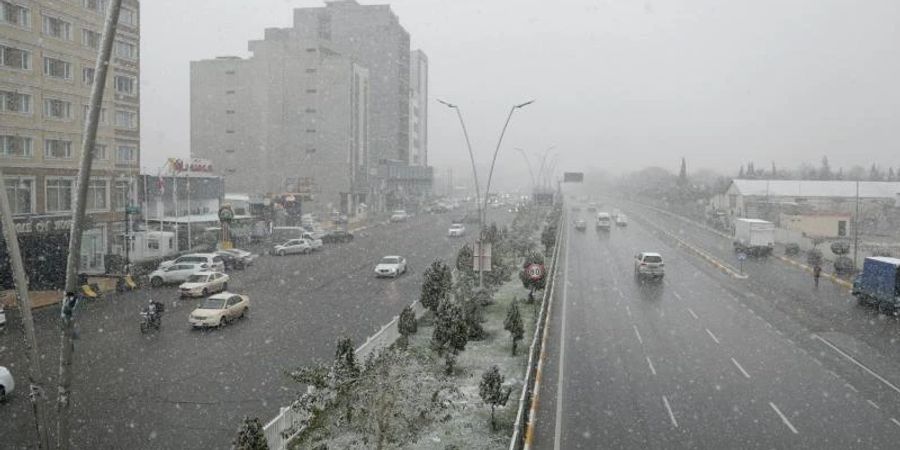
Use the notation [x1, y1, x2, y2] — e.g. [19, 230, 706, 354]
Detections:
[169, 157, 214, 173]
[13, 217, 73, 235]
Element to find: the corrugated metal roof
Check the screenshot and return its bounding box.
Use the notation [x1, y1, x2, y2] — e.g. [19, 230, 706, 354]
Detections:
[732, 179, 900, 199]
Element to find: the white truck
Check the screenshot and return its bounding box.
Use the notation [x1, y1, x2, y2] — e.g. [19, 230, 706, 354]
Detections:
[733, 218, 775, 256]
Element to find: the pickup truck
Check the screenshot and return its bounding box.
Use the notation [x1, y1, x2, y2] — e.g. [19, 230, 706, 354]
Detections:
[853, 257, 900, 314]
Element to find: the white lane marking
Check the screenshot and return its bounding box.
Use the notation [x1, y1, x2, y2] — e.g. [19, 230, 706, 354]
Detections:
[633, 325, 644, 345]
[731, 357, 751, 379]
[814, 334, 900, 397]
[891, 418, 900, 428]
[672, 291, 682, 301]
[625, 305, 632, 318]
[662, 396, 678, 428]
[868, 400, 880, 410]
[845, 383, 858, 393]
[705, 328, 721, 344]
[646, 356, 657, 376]
[553, 228, 572, 450]
[769, 402, 799, 434]
[616, 288, 624, 299]
[687, 308, 699, 320]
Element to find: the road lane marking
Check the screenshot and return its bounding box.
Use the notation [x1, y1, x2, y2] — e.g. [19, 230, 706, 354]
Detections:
[646, 356, 657, 375]
[551, 226, 571, 450]
[845, 383, 858, 393]
[868, 400, 880, 410]
[672, 291, 682, 300]
[813, 334, 900, 397]
[891, 418, 900, 428]
[731, 357, 751, 379]
[769, 402, 799, 434]
[625, 305, 632, 318]
[687, 308, 699, 320]
[616, 288, 624, 299]
[705, 328, 720, 344]
[662, 396, 678, 428]
[633, 325, 644, 345]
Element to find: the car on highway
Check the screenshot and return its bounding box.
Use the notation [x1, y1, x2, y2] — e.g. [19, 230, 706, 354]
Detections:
[574, 219, 587, 231]
[390, 210, 410, 222]
[596, 212, 612, 230]
[322, 230, 355, 244]
[0, 366, 13, 402]
[149, 262, 209, 287]
[188, 292, 249, 329]
[634, 252, 665, 280]
[273, 238, 312, 256]
[587, 205, 598, 212]
[158, 253, 226, 273]
[179, 271, 230, 297]
[448, 223, 466, 237]
[616, 214, 628, 227]
[571, 205, 581, 212]
[375, 256, 408, 278]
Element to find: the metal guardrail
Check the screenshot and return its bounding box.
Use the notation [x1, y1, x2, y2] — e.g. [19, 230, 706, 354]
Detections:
[508, 207, 566, 450]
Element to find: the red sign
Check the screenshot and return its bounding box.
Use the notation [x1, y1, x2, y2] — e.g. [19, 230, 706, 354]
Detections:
[526, 263, 545, 281]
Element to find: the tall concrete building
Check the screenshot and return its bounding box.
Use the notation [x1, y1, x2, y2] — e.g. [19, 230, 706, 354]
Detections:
[191, 30, 370, 215]
[409, 49, 427, 166]
[0, 0, 141, 285]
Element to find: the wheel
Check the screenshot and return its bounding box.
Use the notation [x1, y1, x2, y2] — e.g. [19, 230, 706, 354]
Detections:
[201, 288, 209, 297]
[0, 386, 6, 403]
[278, 250, 285, 257]
[218, 317, 226, 328]
[140, 321, 150, 334]
[150, 277, 163, 288]
[240, 307, 247, 319]
[222, 282, 228, 292]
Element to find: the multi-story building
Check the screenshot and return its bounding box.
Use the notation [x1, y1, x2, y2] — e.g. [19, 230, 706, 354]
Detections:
[409, 49, 427, 167]
[191, 30, 369, 216]
[0, 0, 141, 287]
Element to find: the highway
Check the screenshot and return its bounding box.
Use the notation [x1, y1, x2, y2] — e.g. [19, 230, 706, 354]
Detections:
[532, 203, 900, 449]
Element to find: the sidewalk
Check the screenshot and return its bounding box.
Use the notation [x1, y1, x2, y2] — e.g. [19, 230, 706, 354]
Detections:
[1, 289, 62, 309]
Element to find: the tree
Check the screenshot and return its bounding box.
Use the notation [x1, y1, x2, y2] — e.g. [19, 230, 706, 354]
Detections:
[771, 161, 778, 179]
[819, 156, 832, 180]
[746, 162, 756, 178]
[504, 300, 525, 356]
[397, 306, 417, 348]
[677, 157, 688, 186]
[420, 260, 452, 313]
[835, 167, 844, 180]
[233, 417, 268, 450]
[541, 223, 557, 254]
[456, 244, 474, 275]
[870, 164, 882, 181]
[888, 167, 896, 182]
[479, 366, 511, 431]
[432, 299, 469, 374]
[520, 252, 546, 298]
[738, 165, 745, 178]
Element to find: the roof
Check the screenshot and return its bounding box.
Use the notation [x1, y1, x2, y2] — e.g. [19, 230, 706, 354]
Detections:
[736, 218, 773, 224]
[866, 257, 900, 266]
[149, 214, 253, 224]
[641, 252, 662, 257]
[731, 179, 900, 199]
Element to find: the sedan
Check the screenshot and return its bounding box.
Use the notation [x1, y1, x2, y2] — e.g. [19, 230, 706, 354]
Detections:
[179, 271, 230, 297]
[189, 292, 249, 329]
[390, 210, 409, 222]
[375, 256, 407, 278]
[322, 230, 354, 244]
[273, 239, 312, 256]
[448, 223, 466, 237]
[149, 263, 208, 287]
[0, 366, 13, 402]
[216, 249, 257, 269]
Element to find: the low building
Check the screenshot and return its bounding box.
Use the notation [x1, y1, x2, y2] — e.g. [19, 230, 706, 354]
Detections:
[779, 212, 852, 239]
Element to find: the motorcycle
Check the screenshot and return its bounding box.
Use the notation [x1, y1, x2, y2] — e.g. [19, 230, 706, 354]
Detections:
[140, 308, 162, 333]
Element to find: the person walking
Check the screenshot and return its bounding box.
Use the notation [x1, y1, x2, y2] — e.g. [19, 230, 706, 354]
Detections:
[813, 264, 822, 288]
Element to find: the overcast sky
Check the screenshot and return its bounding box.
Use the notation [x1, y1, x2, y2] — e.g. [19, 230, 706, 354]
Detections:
[141, 0, 900, 188]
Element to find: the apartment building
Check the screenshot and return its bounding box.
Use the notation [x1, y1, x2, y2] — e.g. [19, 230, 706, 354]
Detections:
[409, 49, 427, 167]
[0, 0, 140, 287]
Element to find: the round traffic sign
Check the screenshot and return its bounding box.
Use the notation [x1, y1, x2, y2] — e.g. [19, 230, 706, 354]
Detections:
[526, 263, 545, 281]
[737, 252, 747, 261]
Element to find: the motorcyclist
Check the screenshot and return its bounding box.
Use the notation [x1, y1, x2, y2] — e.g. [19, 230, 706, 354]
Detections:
[147, 298, 164, 322]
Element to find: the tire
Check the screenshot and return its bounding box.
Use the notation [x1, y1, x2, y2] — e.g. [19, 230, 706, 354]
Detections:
[201, 288, 209, 297]
[240, 307, 247, 319]
[0, 386, 6, 403]
[222, 282, 228, 292]
[218, 317, 226, 328]
[278, 250, 285, 257]
[140, 321, 149, 334]
[150, 277, 163, 288]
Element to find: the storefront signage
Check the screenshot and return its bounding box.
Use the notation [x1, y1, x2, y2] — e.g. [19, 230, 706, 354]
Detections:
[169, 157, 214, 173]
[13, 217, 73, 235]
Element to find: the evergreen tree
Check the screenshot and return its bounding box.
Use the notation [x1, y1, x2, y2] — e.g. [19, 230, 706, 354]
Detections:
[888, 167, 896, 182]
[461, 289, 486, 340]
[233, 417, 268, 450]
[819, 156, 832, 180]
[771, 161, 777, 179]
[520, 252, 546, 299]
[397, 306, 418, 348]
[333, 337, 360, 384]
[677, 157, 688, 186]
[870, 164, 882, 181]
[432, 299, 469, 373]
[835, 167, 844, 180]
[747, 162, 756, 178]
[504, 300, 525, 356]
[456, 244, 474, 275]
[420, 260, 452, 313]
[738, 165, 745, 178]
[479, 366, 511, 431]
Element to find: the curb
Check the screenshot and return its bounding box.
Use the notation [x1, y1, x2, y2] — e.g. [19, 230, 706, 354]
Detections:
[774, 254, 853, 289]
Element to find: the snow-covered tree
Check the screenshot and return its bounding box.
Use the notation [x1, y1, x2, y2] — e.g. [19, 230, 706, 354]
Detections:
[461, 289, 486, 340]
[397, 305, 417, 348]
[520, 252, 546, 299]
[504, 300, 525, 356]
[233, 416, 268, 450]
[432, 299, 469, 374]
[479, 366, 511, 431]
[456, 244, 474, 275]
[541, 223, 557, 254]
[420, 260, 452, 313]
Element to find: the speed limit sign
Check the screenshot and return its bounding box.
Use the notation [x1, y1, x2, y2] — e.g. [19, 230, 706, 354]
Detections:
[526, 263, 545, 281]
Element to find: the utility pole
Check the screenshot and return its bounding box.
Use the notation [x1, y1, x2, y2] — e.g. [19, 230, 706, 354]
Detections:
[0, 168, 51, 449]
[854, 179, 860, 269]
[57, 1, 123, 447]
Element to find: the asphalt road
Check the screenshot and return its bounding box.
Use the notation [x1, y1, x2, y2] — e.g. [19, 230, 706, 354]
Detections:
[0, 211, 510, 449]
[532, 204, 900, 449]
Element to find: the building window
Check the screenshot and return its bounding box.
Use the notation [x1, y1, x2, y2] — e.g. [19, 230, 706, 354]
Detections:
[305, 89, 317, 94]
[0, 135, 31, 157]
[43, 57, 72, 79]
[305, 129, 316, 133]
[115, 110, 137, 129]
[306, 148, 316, 154]
[119, 7, 137, 26]
[83, 105, 108, 124]
[83, 66, 95, 85]
[225, 130, 235, 134]
[305, 68, 317, 73]
[838, 220, 847, 237]
[0, 45, 30, 70]
[225, 110, 235, 114]
[83, 0, 107, 12]
[116, 144, 136, 162]
[225, 149, 235, 153]
[114, 75, 136, 95]
[82, 29, 101, 49]
[305, 108, 316, 113]
[305, 48, 317, 53]
[113, 179, 128, 210]
[91, 143, 107, 160]
[46, 178, 74, 212]
[42, 15, 72, 40]
[225, 90, 235, 95]
[1, 1, 30, 28]
[44, 98, 72, 120]
[4, 177, 33, 214]
[114, 40, 137, 60]
[0, 90, 31, 113]
[44, 138, 73, 159]
[86, 178, 108, 211]
[225, 70, 235, 75]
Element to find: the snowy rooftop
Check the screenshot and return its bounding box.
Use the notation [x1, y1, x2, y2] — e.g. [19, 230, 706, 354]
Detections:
[732, 179, 900, 199]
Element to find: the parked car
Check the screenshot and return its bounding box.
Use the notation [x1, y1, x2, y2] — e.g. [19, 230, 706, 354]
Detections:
[273, 239, 312, 256]
[189, 292, 249, 329]
[375, 256, 407, 278]
[149, 262, 208, 287]
[390, 210, 410, 222]
[634, 252, 665, 280]
[616, 215, 628, 227]
[216, 248, 257, 269]
[330, 211, 348, 224]
[301, 232, 324, 251]
[448, 223, 466, 237]
[179, 271, 230, 297]
[574, 219, 587, 231]
[322, 230, 354, 244]
[0, 366, 13, 402]
[158, 253, 225, 273]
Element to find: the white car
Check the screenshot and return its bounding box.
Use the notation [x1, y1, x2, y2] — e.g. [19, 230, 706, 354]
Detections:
[616, 214, 628, 227]
[149, 262, 208, 287]
[390, 210, 409, 222]
[634, 252, 665, 280]
[301, 232, 324, 251]
[189, 292, 250, 329]
[159, 253, 226, 273]
[448, 223, 466, 237]
[375, 256, 408, 278]
[216, 248, 258, 268]
[0, 366, 14, 402]
[179, 271, 230, 297]
[273, 239, 312, 256]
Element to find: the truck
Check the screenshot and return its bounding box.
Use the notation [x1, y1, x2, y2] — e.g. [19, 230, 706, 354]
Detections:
[852, 257, 900, 314]
[732, 218, 774, 256]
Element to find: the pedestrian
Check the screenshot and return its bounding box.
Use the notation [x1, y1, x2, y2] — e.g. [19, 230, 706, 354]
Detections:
[813, 264, 822, 288]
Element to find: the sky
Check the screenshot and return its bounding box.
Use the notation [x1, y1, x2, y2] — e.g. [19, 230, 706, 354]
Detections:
[141, 0, 900, 190]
